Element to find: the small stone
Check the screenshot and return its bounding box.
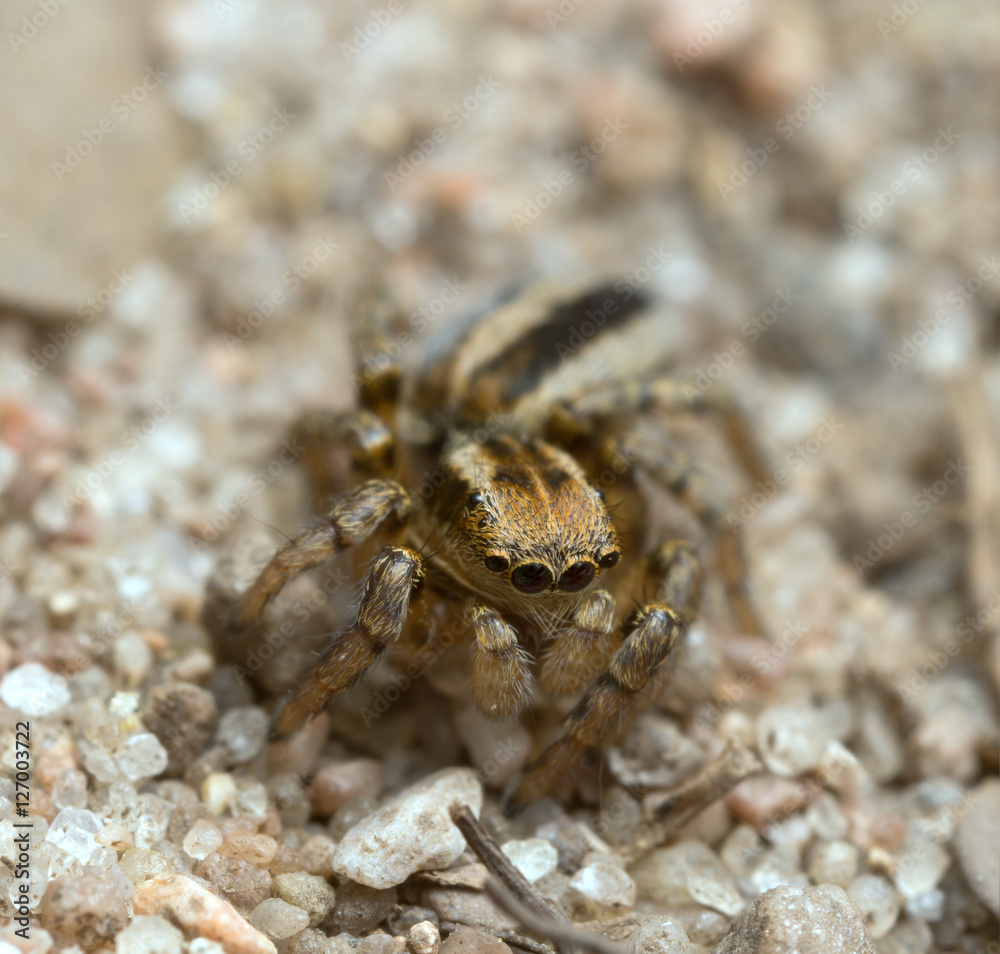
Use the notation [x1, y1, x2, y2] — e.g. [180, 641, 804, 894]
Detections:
[52, 767, 88, 810]
[42, 872, 129, 950]
[45, 807, 100, 863]
[217, 707, 270, 763]
[115, 915, 185, 954]
[807, 840, 859, 888]
[357, 935, 396, 954]
[631, 840, 742, 916]
[299, 834, 338, 878]
[408, 920, 441, 954]
[202, 773, 238, 815]
[714, 884, 876, 953]
[286, 929, 330, 954]
[218, 832, 278, 865]
[309, 759, 385, 816]
[873, 917, 933, 954]
[332, 768, 483, 889]
[756, 704, 831, 777]
[249, 898, 310, 940]
[120, 848, 173, 884]
[272, 871, 337, 927]
[113, 631, 154, 688]
[891, 836, 950, 900]
[234, 781, 270, 821]
[629, 917, 692, 954]
[133, 874, 277, 954]
[190, 942, 228, 954]
[569, 862, 636, 916]
[500, 839, 557, 883]
[116, 733, 169, 782]
[183, 819, 223, 860]
[327, 880, 397, 935]
[2, 661, 71, 717]
[952, 779, 1000, 916]
[848, 874, 901, 939]
[438, 926, 511, 954]
[194, 853, 273, 912]
[141, 682, 218, 775]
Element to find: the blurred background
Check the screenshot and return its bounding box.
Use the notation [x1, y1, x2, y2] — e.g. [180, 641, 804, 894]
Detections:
[1, 0, 999, 950]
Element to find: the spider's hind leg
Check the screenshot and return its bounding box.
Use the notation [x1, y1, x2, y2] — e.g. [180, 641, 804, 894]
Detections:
[504, 541, 700, 814]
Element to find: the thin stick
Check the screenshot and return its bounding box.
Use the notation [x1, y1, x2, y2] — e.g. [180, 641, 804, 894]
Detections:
[449, 804, 566, 926]
[484, 880, 628, 954]
[623, 738, 761, 861]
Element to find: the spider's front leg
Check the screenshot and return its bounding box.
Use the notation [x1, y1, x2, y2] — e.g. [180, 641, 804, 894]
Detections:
[504, 541, 700, 814]
[224, 479, 412, 634]
[468, 604, 534, 718]
[271, 545, 424, 739]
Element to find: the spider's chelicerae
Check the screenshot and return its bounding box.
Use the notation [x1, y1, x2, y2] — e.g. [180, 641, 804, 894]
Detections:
[222, 280, 765, 812]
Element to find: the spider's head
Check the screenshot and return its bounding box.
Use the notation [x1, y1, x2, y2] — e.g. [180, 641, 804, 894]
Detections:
[445, 435, 620, 610]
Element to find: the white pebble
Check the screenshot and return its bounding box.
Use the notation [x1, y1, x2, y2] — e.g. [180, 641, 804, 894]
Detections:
[0, 663, 70, 716]
[202, 773, 237, 815]
[501, 838, 558, 883]
[182, 820, 223, 860]
[116, 733, 169, 781]
[249, 898, 310, 940]
[115, 914, 184, 954]
[569, 861, 636, 914]
[333, 768, 483, 889]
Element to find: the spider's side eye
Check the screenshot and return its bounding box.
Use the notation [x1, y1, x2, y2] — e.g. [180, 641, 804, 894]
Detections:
[466, 491, 483, 509]
[597, 551, 620, 568]
[511, 563, 553, 593]
[484, 554, 509, 572]
[594, 487, 606, 502]
[559, 562, 595, 591]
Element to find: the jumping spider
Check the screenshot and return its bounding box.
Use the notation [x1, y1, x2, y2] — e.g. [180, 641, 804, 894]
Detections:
[222, 280, 765, 812]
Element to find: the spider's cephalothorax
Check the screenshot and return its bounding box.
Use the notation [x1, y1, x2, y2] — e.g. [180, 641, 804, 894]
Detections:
[221, 280, 765, 812]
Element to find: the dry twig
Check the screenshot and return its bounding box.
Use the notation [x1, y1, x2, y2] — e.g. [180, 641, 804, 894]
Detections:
[622, 738, 762, 862]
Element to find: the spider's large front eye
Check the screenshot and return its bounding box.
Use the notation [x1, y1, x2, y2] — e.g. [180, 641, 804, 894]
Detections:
[511, 563, 553, 593]
[484, 554, 509, 572]
[559, 562, 595, 591]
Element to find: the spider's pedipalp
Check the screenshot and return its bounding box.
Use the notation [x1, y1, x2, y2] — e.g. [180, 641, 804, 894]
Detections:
[504, 539, 700, 814]
[271, 544, 424, 739]
[539, 588, 618, 697]
[223, 478, 412, 634]
[468, 603, 534, 719]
